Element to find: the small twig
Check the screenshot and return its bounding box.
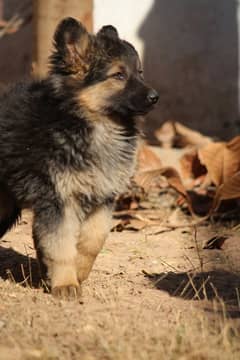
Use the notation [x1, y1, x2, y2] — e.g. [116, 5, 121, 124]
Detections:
[113, 209, 147, 216]
[158, 257, 179, 272]
[131, 213, 159, 225]
[193, 226, 204, 272]
[114, 209, 209, 233]
[20, 263, 30, 287]
[236, 288, 240, 310]
[191, 275, 210, 301]
[40, 279, 50, 293]
[187, 273, 201, 300]
[0, 1, 32, 40]
[0, 14, 23, 38]
[146, 216, 208, 235]
[24, 243, 33, 288]
[183, 254, 197, 272]
[179, 277, 192, 298]
[6, 269, 15, 283]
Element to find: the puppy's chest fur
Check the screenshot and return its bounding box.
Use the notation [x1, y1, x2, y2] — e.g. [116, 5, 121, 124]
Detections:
[54, 121, 138, 206]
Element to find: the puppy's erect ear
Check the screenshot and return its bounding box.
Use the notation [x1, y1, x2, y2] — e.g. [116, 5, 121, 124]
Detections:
[50, 17, 93, 76]
[97, 25, 119, 40]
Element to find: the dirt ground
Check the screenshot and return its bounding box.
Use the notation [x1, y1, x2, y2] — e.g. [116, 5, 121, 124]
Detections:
[0, 204, 240, 360]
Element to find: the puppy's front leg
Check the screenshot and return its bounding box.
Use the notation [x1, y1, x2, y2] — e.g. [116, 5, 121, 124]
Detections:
[77, 206, 112, 283]
[33, 202, 81, 299]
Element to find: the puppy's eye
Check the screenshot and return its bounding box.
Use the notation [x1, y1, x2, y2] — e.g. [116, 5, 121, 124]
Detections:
[138, 70, 144, 76]
[112, 72, 126, 81]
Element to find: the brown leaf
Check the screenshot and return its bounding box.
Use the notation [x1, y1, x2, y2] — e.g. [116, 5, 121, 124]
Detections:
[198, 136, 240, 187]
[134, 170, 168, 190]
[198, 136, 240, 211]
[155, 121, 212, 149]
[111, 215, 147, 232]
[198, 143, 224, 186]
[161, 168, 188, 199]
[203, 235, 228, 250]
[154, 121, 176, 148]
[180, 150, 207, 180]
[174, 122, 212, 148]
[111, 218, 130, 232]
[137, 144, 162, 172]
[187, 191, 214, 216]
[124, 219, 147, 231]
[115, 192, 142, 212]
[211, 171, 240, 211]
[135, 167, 193, 212]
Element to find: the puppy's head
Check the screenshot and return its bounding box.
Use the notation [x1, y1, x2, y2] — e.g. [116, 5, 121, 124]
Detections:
[50, 17, 158, 117]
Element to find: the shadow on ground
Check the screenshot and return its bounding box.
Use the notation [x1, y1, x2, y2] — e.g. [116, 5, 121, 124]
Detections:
[0, 245, 40, 287]
[144, 270, 240, 316]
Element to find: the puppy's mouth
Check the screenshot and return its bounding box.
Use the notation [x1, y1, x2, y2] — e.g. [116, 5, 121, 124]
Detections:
[132, 90, 159, 115]
[130, 102, 158, 116]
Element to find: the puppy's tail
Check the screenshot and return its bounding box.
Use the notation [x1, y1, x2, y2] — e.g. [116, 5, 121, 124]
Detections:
[0, 184, 21, 238]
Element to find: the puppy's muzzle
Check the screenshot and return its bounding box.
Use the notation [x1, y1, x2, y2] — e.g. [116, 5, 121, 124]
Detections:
[147, 89, 159, 105]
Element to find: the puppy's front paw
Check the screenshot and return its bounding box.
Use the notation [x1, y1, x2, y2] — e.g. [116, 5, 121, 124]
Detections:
[52, 284, 82, 300]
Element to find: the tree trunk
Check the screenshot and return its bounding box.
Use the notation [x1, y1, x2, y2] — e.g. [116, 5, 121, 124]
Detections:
[33, 0, 93, 77]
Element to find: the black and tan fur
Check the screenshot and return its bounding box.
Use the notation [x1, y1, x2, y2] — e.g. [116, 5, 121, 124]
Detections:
[0, 18, 158, 299]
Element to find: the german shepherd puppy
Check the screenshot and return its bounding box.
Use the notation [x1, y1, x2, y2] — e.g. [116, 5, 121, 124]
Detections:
[0, 18, 158, 299]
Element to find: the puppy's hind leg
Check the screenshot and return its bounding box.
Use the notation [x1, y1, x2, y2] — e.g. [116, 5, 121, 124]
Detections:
[0, 182, 21, 238]
[33, 200, 81, 299]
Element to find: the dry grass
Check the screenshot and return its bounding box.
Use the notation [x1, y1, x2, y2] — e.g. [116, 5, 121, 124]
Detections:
[0, 279, 240, 360]
[0, 211, 240, 359]
[75, 303, 240, 360]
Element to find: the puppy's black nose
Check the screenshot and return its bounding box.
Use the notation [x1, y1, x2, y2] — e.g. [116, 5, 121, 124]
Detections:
[147, 89, 159, 105]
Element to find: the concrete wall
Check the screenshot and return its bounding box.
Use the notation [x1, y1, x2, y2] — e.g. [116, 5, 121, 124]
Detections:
[0, 0, 32, 85]
[94, 0, 240, 139]
[0, 0, 93, 81]
[33, 0, 93, 76]
[0, 1, 239, 139]
[94, 0, 153, 58]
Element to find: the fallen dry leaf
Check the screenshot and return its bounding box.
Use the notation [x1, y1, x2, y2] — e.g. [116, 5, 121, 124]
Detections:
[155, 121, 212, 149]
[212, 172, 240, 211]
[198, 142, 225, 186]
[198, 136, 240, 187]
[137, 144, 162, 172]
[154, 121, 176, 148]
[203, 235, 228, 250]
[198, 136, 240, 210]
[111, 214, 148, 232]
[135, 167, 193, 213]
[216, 172, 240, 200]
[180, 150, 207, 180]
[135, 167, 186, 197]
[186, 191, 214, 216]
[115, 190, 143, 212]
[135, 170, 168, 190]
[124, 219, 147, 231]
